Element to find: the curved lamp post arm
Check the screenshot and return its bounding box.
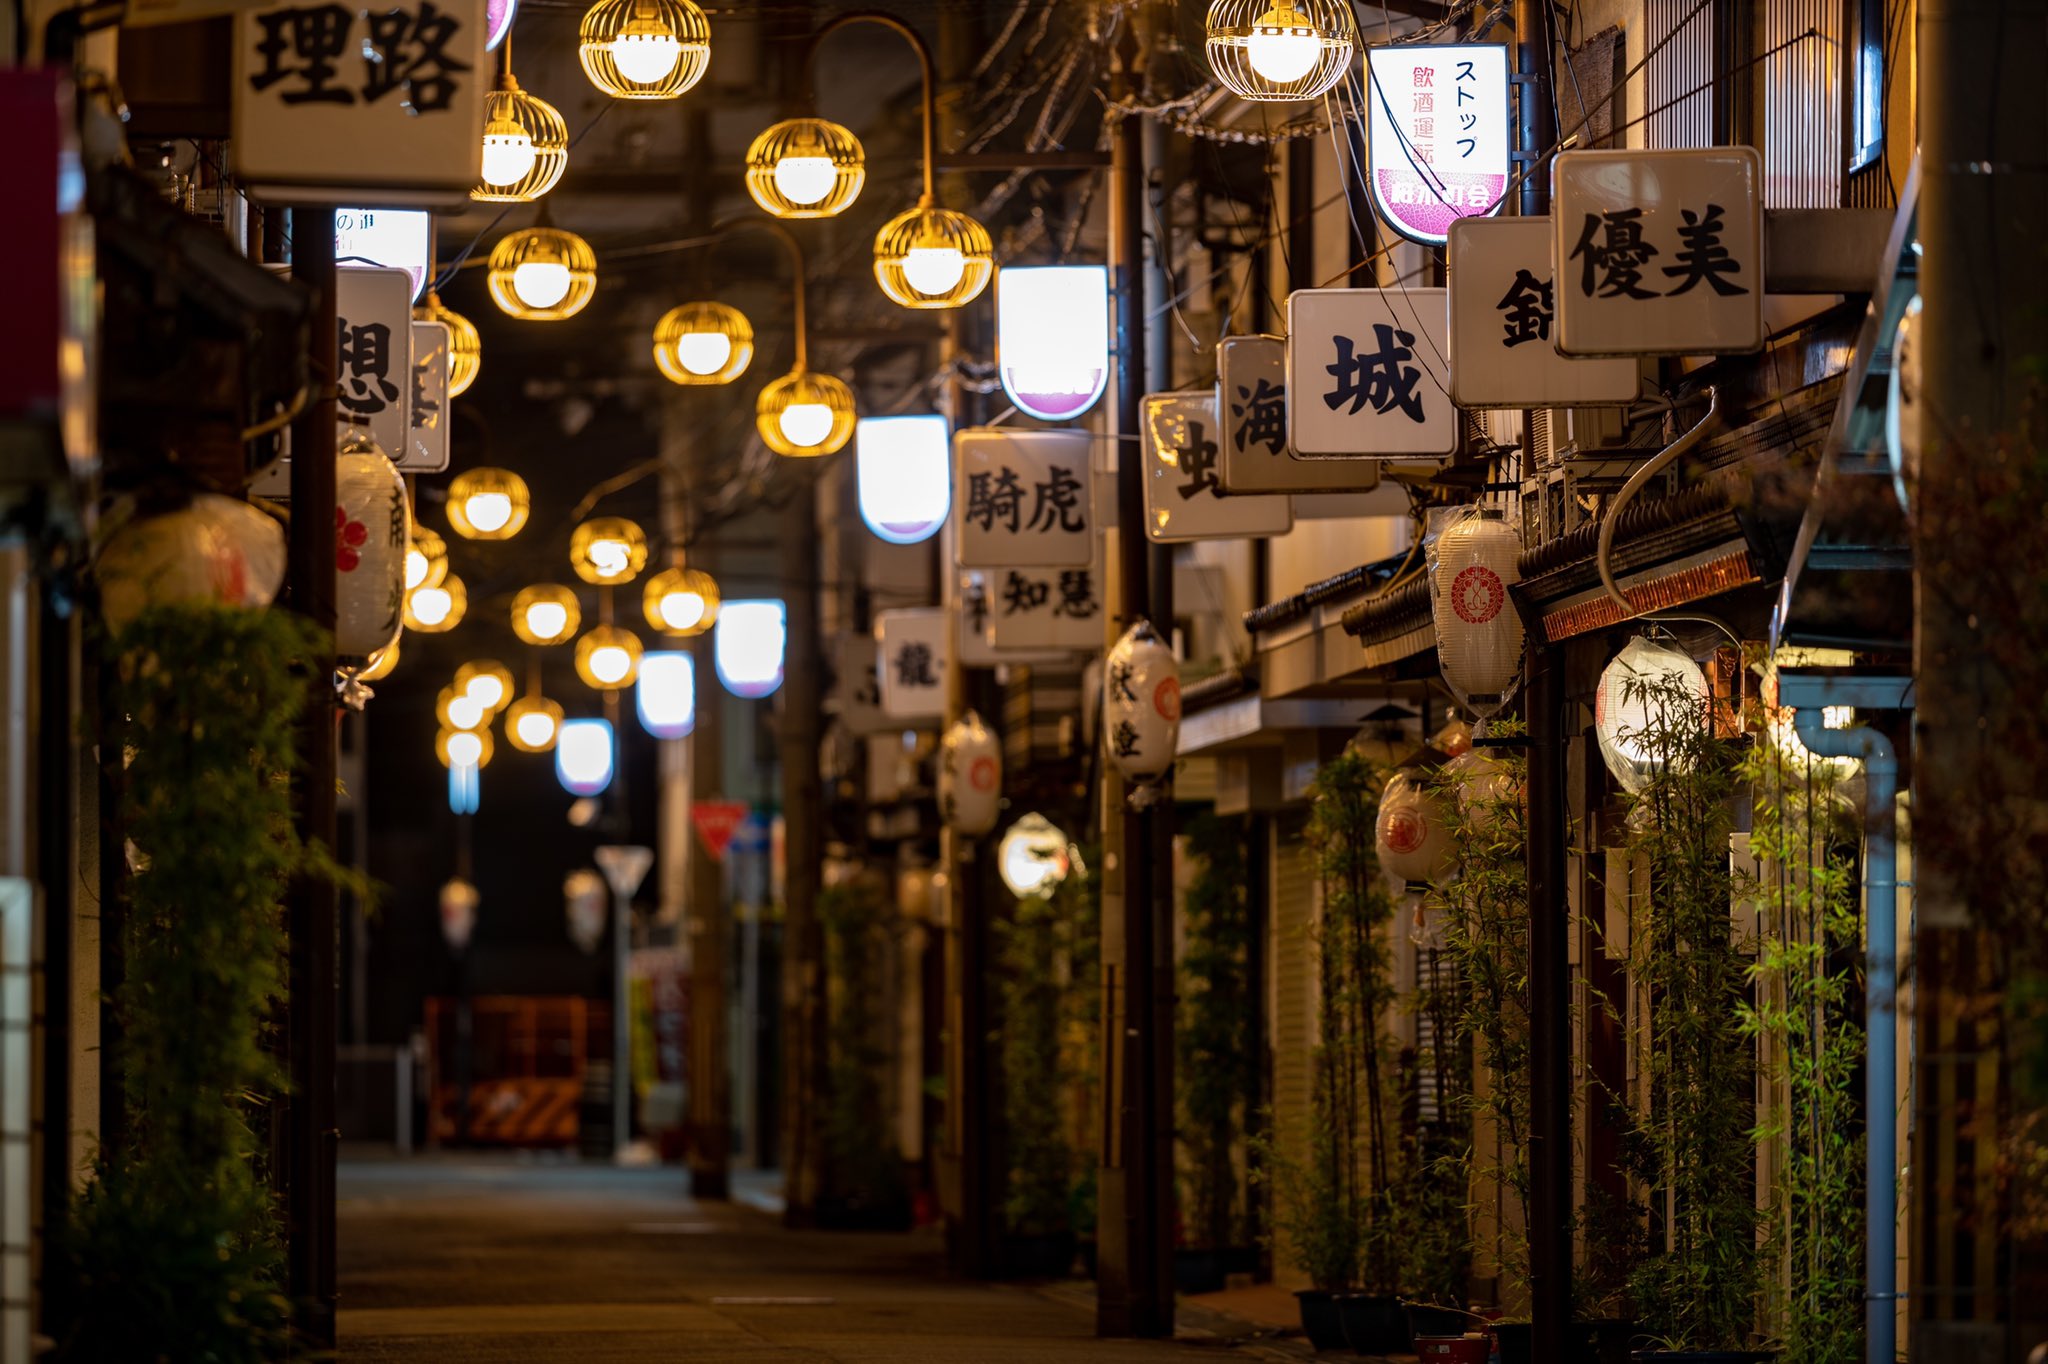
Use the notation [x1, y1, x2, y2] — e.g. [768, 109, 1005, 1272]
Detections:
[804, 10, 939, 203]
[708, 217, 810, 370]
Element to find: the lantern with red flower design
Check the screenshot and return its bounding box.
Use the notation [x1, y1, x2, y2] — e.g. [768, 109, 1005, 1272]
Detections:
[335, 427, 410, 661]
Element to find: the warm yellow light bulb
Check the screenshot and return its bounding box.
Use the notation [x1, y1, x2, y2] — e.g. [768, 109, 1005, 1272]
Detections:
[464, 673, 509, 712]
[658, 590, 706, 632]
[512, 261, 573, 310]
[526, 601, 569, 640]
[589, 645, 633, 685]
[406, 547, 430, 590]
[902, 246, 967, 297]
[480, 119, 538, 187]
[463, 492, 514, 535]
[446, 730, 485, 767]
[773, 155, 837, 207]
[1245, 6, 1321, 83]
[589, 538, 631, 579]
[516, 708, 559, 749]
[448, 693, 486, 730]
[610, 29, 681, 82]
[778, 402, 834, 449]
[411, 586, 454, 627]
[675, 331, 733, 376]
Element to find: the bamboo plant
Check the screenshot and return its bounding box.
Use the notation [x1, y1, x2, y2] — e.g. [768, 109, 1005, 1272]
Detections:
[818, 874, 907, 1223]
[1178, 812, 1255, 1253]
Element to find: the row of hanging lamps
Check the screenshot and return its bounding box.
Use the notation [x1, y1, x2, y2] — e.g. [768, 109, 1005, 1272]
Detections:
[643, 564, 719, 635]
[474, 35, 569, 202]
[446, 466, 532, 540]
[653, 299, 753, 385]
[1203, 0, 1357, 102]
[578, 0, 710, 98]
[415, 292, 482, 397]
[513, 582, 582, 645]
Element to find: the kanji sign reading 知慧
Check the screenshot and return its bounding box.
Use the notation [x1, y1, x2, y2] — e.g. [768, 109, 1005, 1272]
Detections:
[1216, 336, 1383, 495]
[1552, 148, 1764, 357]
[986, 545, 1104, 652]
[1447, 217, 1640, 408]
[407, 320, 451, 472]
[952, 429, 1094, 568]
[1286, 289, 1457, 459]
[1143, 391, 1293, 543]
[1364, 43, 1510, 247]
[875, 609, 949, 720]
[231, 0, 486, 204]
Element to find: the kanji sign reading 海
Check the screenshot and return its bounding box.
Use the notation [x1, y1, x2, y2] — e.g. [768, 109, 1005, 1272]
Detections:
[1286, 289, 1457, 459]
[1364, 43, 1510, 246]
[1552, 148, 1764, 356]
[407, 320, 451, 472]
[1447, 217, 1640, 408]
[231, 0, 486, 204]
[952, 429, 1094, 568]
[1143, 391, 1293, 543]
[875, 609, 949, 720]
[1216, 336, 1382, 495]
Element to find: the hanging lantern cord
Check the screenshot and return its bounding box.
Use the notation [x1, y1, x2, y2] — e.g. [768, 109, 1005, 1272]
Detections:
[804, 11, 939, 204]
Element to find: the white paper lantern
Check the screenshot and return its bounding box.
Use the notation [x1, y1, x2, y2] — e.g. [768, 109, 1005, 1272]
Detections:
[1104, 619, 1181, 797]
[938, 709, 1002, 836]
[1446, 747, 1518, 833]
[1885, 293, 1920, 514]
[96, 495, 287, 632]
[1375, 769, 1454, 884]
[439, 877, 479, 951]
[998, 813, 1070, 899]
[1594, 636, 1710, 795]
[1429, 509, 1524, 718]
[335, 428, 410, 660]
[563, 868, 607, 953]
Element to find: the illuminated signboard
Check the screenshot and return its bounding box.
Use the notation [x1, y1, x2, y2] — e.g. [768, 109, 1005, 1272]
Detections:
[337, 207, 432, 301]
[856, 415, 951, 545]
[1363, 43, 1510, 247]
[996, 265, 1110, 423]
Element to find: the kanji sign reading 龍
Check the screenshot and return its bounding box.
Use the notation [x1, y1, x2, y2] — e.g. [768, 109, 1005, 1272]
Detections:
[231, 0, 486, 204]
[1143, 391, 1293, 543]
[952, 429, 1094, 569]
[875, 609, 949, 720]
[408, 319, 451, 472]
[1447, 217, 1640, 409]
[1552, 147, 1764, 357]
[1364, 43, 1510, 247]
[1216, 336, 1382, 495]
[1286, 288, 1457, 459]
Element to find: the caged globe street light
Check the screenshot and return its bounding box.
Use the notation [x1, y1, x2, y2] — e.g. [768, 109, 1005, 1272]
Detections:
[653, 299, 754, 386]
[570, 517, 649, 585]
[405, 573, 468, 633]
[642, 564, 720, 636]
[575, 623, 644, 690]
[578, 0, 710, 98]
[505, 692, 565, 752]
[512, 583, 582, 645]
[456, 658, 517, 714]
[488, 221, 598, 321]
[473, 37, 570, 202]
[1204, 0, 1357, 102]
[415, 292, 482, 397]
[744, 116, 865, 219]
[436, 683, 490, 732]
[446, 467, 532, 540]
[873, 200, 993, 310]
[406, 525, 450, 592]
[437, 725, 497, 770]
[757, 367, 855, 457]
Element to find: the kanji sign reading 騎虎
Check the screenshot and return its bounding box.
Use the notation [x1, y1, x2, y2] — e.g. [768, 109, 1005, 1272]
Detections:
[231, 0, 486, 204]
[875, 609, 949, 720]
[1364, 43, 1510, 247]
[1216, 336, 1382, 495]
[1552, 148, 1764, 356]
[1447, 217, 1640, 408]
[1286, 288, 1457, 459]
[952, 429, 1094, 568]
[1143, 391, 1293, 543]
[408, 320, 451, 472]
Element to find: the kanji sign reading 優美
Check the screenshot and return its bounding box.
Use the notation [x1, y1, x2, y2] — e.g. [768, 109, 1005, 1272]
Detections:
[1364, 44, 1510, 247]
[1552, 148, 1764, 357]
[1447, 217, 1640, 409]
[231, 0, 486, 204]
[951, 429, 1094, 568]
[875, 609, 949, 720]
[1285, 289, 1457, 459]
[1216, 336, 1382, 495]
[1142, 391, 1293, 543]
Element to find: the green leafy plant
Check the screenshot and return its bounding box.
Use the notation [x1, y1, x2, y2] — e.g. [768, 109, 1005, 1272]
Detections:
[53, 604, 339, 1363]
[1178, 812, 1255, 1252]
[818, 875, 905, 1218]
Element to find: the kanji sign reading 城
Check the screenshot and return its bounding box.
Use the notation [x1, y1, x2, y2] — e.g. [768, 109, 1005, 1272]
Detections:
[1286, 288, 1457, 459]
[952, 429, 1094, 569]
[1142, 391, 1293, 543]
[1552, 148, 1764, 357]
[1447, 217, 1640, 409]
[1215, 336, 1382, 495]
[1364, 44, 1510, 247]
[407, 320, 452, 472]
[875, 609, 949, 720]
[231, 0, 486, 204]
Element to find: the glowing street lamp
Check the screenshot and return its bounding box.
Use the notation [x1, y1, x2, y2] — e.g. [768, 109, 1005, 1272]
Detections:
[436, 725, 496, 769]
[488, 224, 598, 321]
[505, 693, 565, 753]
[437, 684, 489, 732]
[642, 565, 719, 636]
[571, 517, 649, 585]
[456, 659, 516, 714]
[575, 624, 643, 690]
[1204, 0, 1357, 102]
[714, 599, 786, 699]
[653, 300, 754, 386]
[557, 717, 616, 795]
[512, 583, 582, 646]
[446, 467, 531, 540]
[473, 40, 569, 202]
[996, 265, 1110, 423]
[745, 117, 866, 218]
[405, 574, 467, 633]
[998, 813, 1071, 899]
[757, 368, 856, 457]
[406, 525, 449, 592]
[636, 650, 696, 738]
[414, 293, 482, 397]
[577, 0, 710, 98]
[855, 415, 949, 545]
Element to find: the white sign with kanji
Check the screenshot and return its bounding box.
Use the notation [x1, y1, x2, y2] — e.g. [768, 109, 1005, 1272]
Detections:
[231, 0, 486, 205]
[829, 632, 892, 735]
[1447, 217, 1641, 408]
[336, 267, 413, 460]
[1364, 43, 1511, 247]
[952, 429, 1094, 569]
[1286, 288, 1457, 459]
[338, 207, 431, 300]
[1552, 148, 1764, 357]
[875, 609, 949, 720]
[984, 545, 1104, 651]
[1143, 392, 1293, 543]
[1217, 336, 1382, 494]
[407, 320, 451, 473]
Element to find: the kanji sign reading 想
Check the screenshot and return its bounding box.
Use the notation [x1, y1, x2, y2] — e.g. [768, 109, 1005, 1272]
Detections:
[1364, 43, 1510, 247]
[335, 267, 413, 459]
[1447, 217, 1640, 408]
[875, 609, 949, 720]
[231, 0, 486, 204]
[1552, 148, 1764, 357]
[1143, 391, 1293, 543]
[1216, 336, 1382, 495]
[407, 320, 451, 472]
[952, 429, 1094, 568]
[1286, 288, 1457, 459]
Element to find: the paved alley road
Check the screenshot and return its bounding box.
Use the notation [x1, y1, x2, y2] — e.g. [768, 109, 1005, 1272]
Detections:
[338, 1156, 1293, 1363]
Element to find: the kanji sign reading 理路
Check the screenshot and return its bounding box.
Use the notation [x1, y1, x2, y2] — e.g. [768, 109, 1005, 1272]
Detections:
[952, 429, 1094, 568]
[231, 0, 486, 204]
[875, 609, 949, 720]
[1286, 289, 1457, 459]
[407, 320, 451, 472]
[1447, 217, 1640, 408]
[1216, 336, 1382, 495]
[1143, 391, 1293, 543]
[1364, 44, 1510, 247]
[1552, 148, 1764, 357]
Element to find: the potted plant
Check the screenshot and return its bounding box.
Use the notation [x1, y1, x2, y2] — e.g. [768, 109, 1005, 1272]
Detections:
[817, 875, 911, 1230]
[1177, 812, 1256, 1296]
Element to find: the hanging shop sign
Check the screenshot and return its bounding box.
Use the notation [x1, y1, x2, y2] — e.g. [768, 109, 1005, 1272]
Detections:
[337, 267, 415, 459]
[829, 632, 892, 735]
[1363, 43, 1511, 247]
[985, 546, 1103, 652]
[337, 207, 431, 300]
[875, 608, 949, 720]
[1142, 391, 1293, 543]
[714, 600, 786, 699]
[1447, 216, 1640, 408]
[1103, 620, 1180, 799]
[1216, 335, 1383, 495]
[954, 570, 1003, 667]
[952, 428, 1095, 568]
[230, 0, 487, 205]
[996, 265, 1111, 423]
[1286, 288, 1457, 459]
[857, 414, 952, 545]
[938, 710, 1002, 836]
[1552, 147, 1764, 357]
[408, 319, 452, 473]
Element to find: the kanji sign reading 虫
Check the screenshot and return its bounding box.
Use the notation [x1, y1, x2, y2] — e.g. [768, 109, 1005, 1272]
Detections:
[231, 0, 486, 204]
[1216, 336, 1382, 495]
[1286, 288, 1457, 459]
[1552, 148, 1764, 357]
[1364, 43, 1510, 247]
[407, 320, 452, 472]
[1143, 391, 1293, 543]
[875, 609, 949, 720]
[1447, 217, 1640, 408]
[952, 429, 1094, 568]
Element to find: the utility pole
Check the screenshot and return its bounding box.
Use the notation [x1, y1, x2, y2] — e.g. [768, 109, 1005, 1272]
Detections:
[686, 547, 730, 1200]
[779, 478, 825, 1222]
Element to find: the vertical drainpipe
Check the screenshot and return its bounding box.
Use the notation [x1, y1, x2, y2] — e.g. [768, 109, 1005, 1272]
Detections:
[1777, 669, 1912, 1364]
